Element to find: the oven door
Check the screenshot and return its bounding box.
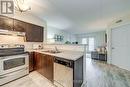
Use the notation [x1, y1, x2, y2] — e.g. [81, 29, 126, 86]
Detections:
[0, 54, 29, 75]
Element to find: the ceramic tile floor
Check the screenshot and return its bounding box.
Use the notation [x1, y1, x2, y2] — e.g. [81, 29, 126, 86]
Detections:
[1, 71, 55, 87]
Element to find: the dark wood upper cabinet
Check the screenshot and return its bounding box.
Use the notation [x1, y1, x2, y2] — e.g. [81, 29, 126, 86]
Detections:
[26, 23, 44, 42]
[13, 19, 27, 32]
[0, 15, 44, 42]
[0, 15, 13, 30]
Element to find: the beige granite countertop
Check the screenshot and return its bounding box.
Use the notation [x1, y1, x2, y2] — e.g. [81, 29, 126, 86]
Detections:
[27, 49, 84, 61]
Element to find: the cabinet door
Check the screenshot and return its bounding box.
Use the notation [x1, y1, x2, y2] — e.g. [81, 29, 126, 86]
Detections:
[29, 52, 34, 72]
[0, 16, 13, 30]
[34, 52, 46, 75]
[34, 52, 54, 82]
[46, 55, 54, 82]
[13, 19, 26, 32]
[0, 16, 4, 29]
[38, 54, 54, 82]
[34, 52, 41, 72]
[40, 54, 47, 76]
[26, 23, 44, 42]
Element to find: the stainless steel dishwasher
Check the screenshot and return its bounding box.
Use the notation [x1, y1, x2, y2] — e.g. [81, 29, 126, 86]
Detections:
[54, 57, 74, 87]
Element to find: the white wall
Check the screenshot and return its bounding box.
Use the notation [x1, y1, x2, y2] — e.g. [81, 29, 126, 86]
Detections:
[75, 31, 106, 48]
[47, 26, 76, 44]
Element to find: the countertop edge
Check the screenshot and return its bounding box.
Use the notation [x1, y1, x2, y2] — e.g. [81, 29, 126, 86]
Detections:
[27, 50, 84, 61]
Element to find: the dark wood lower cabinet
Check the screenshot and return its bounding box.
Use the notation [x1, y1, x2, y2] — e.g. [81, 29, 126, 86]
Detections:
[34, 52, 54, 82]
[29, 52, 34, 72]
[46, 55, 54, 82]
[34, 52, 43, 73]
[33, 52, 83, 87]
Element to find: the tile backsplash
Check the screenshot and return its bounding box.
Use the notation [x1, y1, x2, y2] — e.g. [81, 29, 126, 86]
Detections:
[0, 35, 25, 44]
[43, 44, 85, 52]
[0, 35, 43, 50]
[23, 42, 43, 51]
[0, 35, 85, 52]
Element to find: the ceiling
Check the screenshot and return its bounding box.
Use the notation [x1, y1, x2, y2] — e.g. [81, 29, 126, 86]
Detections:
[29, 0, 130, 34]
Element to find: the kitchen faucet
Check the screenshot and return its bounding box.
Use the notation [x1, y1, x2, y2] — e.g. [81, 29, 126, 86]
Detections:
[55, 46, 59, 52]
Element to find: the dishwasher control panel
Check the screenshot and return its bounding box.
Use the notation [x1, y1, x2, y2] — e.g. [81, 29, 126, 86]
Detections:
[54, 57, 74, 68]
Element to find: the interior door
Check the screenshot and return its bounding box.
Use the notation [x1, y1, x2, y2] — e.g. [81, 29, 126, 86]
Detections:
[111, 24, 130, 70]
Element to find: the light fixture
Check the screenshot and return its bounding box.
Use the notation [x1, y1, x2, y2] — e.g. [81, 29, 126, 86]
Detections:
[14, 0, 31, 12]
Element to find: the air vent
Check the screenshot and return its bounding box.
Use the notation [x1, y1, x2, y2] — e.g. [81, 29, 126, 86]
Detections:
[116, 20, 123, 23]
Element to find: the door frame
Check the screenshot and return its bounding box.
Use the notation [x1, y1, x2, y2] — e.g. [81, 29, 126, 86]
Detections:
[107, 16, 130, 64]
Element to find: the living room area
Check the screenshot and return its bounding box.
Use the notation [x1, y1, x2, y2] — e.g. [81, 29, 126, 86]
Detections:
[75, 31, 107, 61]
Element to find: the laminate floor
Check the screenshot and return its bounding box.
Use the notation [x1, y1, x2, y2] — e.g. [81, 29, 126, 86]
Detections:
[84, 58, 130, 87]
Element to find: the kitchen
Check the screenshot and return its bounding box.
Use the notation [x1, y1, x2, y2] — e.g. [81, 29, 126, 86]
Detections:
[1, 0, 130, 87]
[0, 14, 85, 87]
